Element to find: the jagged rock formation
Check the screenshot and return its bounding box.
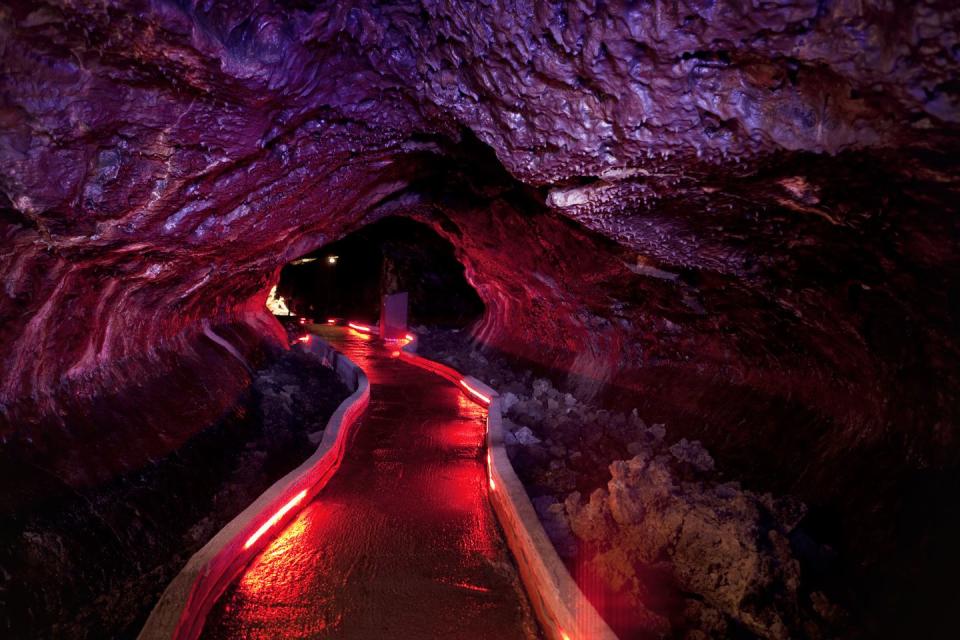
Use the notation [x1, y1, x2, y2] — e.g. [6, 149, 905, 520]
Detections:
[1, 1, 958, 637]
[420, 332, 842, 639]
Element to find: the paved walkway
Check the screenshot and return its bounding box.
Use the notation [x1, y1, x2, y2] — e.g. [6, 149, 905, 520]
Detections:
[201, 325, 539, 639]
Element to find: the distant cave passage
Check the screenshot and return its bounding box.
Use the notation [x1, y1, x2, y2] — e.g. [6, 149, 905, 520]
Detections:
[276, 216, 484, 328]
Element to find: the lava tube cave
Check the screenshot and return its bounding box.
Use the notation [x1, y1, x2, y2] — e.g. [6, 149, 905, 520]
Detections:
[1, 2, 959, 639]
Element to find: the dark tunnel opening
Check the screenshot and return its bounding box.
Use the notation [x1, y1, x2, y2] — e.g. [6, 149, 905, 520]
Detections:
[275, 216, 485, 329]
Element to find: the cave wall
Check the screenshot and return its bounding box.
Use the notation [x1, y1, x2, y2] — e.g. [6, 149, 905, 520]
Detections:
[1, 1, 958, 614]
[0, 0, 450, 481]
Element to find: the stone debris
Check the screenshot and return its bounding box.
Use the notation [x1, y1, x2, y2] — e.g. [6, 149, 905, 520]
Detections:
[669, 438, 715, 473]
[512, 426, 542, 446]
[500, 391, 520, 413]
[419, 328, 845, 639]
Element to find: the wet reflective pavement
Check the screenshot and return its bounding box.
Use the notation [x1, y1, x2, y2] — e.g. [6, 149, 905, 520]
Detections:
[201, 326, 539, 639]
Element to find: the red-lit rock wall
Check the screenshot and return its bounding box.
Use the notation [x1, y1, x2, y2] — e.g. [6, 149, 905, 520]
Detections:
[1, 1, 958, 613]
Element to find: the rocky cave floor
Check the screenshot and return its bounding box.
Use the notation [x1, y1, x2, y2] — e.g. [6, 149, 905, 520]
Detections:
[0, 337, 349, 639]
[416, 327, 850, 640]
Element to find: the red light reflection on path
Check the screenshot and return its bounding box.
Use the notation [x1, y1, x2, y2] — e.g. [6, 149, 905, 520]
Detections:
[244, 490, 307, 550]
[202, 326, 538, 640]
[241, 512, 311, 593]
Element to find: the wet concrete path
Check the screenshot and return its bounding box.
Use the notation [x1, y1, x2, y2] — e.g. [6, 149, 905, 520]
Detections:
[201, 326, 539, 639]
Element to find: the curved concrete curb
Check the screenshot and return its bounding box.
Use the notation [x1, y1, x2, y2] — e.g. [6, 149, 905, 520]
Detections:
[139, 338, 369, 640]
[399, 340, 618, 640]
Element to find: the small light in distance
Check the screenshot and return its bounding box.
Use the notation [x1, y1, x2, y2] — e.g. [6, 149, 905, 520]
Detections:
[327, 318, 336, 325]
[459, 379, 491, 405]
[326, 255, 338, 265]
[244, 489, 308, 550]
[297, 335, 310, 343]
[299, 317, 306, 324]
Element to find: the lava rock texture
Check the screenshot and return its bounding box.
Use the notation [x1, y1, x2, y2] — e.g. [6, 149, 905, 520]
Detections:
[0, 331, 348, 637]
[1, 1, 958, 638]
[419, 329, 842, 640]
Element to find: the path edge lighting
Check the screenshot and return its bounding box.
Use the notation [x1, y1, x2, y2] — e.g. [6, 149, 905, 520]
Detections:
[396, 334, 617, 640]
[138, 338, 371, 640]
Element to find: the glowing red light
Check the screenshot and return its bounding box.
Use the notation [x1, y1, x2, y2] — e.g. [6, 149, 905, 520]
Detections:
[459, 379, 491, 405]
[487, 451, 496, 491]
[452, 581, 492, 593]
[347, 322, 372, 333]
[244, 490, 308, 550]
[405, 333, 414, 341]
[560, 631, 572, 640]
[327, 318, 336, 325]
[298, 317, 306, 324]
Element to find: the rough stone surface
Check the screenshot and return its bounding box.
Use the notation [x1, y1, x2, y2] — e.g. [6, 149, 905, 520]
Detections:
[416, 325, 960, 639]
[0, 333, 348, 638]
[1, 1, 958, 638]
[420, 331, 844, 638]
[565, 455, 816, 640]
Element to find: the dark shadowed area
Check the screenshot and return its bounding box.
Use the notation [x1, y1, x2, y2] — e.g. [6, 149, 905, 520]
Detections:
[0, 332, 349, 637]
[277, 216, 484, 327]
